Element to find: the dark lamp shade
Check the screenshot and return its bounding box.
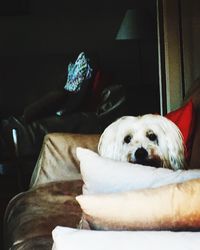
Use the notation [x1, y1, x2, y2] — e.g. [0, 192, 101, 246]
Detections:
[116, 9, 144, 40]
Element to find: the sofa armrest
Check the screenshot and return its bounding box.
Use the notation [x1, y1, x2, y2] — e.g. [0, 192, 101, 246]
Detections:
[30, 133, 100, 188]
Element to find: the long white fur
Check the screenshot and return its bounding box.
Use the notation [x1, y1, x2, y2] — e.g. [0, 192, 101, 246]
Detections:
[98, 114, 186, 170]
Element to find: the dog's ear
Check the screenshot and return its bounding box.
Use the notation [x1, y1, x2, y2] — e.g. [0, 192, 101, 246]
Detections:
[167, 144, 185, 170]
[162, 118, 186, 170]
[98, 123, 118, 159]
[98, 116, 138, 161]
[98, 117, 129, 160]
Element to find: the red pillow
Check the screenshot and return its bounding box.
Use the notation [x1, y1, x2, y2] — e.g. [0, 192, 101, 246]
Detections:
[165, 99, 195, 161]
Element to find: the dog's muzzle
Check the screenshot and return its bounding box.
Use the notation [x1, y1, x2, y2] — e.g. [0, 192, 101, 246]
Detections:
[135, 147, 148, 162]
[129, 147, 161, 168]
[128, 147, 149, 164]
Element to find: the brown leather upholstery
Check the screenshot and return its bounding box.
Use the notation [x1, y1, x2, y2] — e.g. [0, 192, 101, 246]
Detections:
[4, 180, 83, 250]
[4, 133, 99, 250]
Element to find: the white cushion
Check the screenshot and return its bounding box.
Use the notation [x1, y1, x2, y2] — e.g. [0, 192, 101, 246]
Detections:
[76, 147, 200, 194]
[52, 226, 200, 250]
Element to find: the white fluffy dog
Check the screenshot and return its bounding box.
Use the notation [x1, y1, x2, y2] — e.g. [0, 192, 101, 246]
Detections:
[98, 114, 186, 170]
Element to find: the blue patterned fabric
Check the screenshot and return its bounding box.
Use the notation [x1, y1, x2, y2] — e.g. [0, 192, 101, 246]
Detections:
[64, 52, 93, 92]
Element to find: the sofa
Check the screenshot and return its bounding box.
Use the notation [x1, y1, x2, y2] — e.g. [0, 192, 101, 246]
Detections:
[3, 84, 200, 249]
[3, 133, 100, 249]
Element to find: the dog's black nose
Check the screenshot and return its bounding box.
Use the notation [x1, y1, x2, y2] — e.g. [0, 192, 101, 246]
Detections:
[135, 147, 148, 161]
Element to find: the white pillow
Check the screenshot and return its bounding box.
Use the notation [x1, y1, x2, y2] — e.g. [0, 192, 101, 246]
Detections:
[76, 147, 200, 194]
[52, 226, 200, 250]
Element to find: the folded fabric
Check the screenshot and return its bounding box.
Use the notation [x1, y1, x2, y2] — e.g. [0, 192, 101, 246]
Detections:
[76, 178, 200, 231]
[76, 147, 200, 194]
[64, 52, 92, 92]
[52, 226, 200, 250]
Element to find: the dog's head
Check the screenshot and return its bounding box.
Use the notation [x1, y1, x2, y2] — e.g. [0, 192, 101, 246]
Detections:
[98, 114, 186, 170]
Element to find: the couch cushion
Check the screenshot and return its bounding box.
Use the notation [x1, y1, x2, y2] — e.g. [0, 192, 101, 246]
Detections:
[76, 147, 200, 195]
[4, 180, 83, 250]
[30, 133, 100, 188]
[76, 178, 200, 231]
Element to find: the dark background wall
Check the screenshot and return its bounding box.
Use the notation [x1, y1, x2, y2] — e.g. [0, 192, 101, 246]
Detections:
[0, 0, 159, 117]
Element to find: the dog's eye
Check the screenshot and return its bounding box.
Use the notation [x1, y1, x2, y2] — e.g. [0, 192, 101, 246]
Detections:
[124, 135, 132, 144]
[147, 133, 157, 142]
